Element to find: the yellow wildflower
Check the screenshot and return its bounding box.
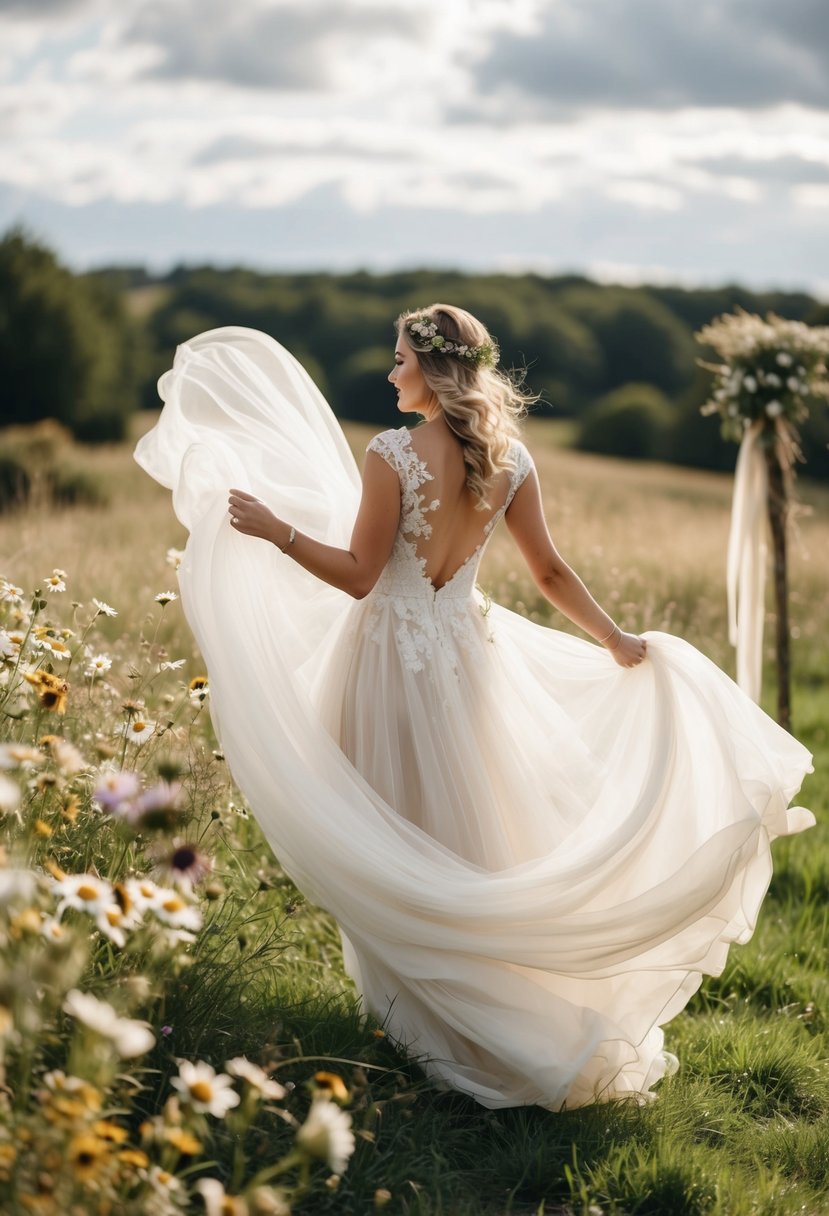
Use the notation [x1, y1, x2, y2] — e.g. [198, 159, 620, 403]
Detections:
[23, 670, 69, 714]
[313, 1072, 350, 1104]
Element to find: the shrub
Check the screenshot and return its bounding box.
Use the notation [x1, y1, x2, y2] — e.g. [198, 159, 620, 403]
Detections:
[576, 383, 673, 460]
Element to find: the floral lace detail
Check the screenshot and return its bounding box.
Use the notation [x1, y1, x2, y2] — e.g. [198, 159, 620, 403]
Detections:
[364, 430, 533, 674]
[366, 429, 440, 539]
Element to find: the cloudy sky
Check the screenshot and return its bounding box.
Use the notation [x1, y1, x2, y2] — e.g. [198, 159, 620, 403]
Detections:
[2, 0, 828, 291]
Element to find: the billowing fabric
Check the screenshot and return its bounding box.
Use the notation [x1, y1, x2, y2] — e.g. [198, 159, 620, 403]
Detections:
[135, 326, 814, 1111]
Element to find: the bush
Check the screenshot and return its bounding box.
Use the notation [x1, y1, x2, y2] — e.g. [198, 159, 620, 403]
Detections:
[0, 420, 107, 513]
[577, 383, 674, 460]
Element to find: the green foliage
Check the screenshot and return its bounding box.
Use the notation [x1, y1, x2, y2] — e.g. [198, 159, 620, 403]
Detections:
[0, 227, 144, 442]
[577, 383, 673, 460]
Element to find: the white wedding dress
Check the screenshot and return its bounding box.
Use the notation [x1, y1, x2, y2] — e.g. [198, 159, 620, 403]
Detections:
[135, 326, 815, 1111]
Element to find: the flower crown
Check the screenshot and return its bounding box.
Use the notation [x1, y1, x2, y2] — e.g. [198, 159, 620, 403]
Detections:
[404, 315, 499, 369]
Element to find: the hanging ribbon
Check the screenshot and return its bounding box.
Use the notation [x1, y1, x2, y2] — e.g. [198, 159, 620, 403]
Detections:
[726, 420, 768, 702]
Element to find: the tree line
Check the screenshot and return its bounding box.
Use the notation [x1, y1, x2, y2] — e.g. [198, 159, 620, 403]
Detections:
[2, 226, 827, 477]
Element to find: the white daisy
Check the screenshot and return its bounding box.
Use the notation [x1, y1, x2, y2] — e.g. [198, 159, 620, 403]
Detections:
[44, 571, 66, 593]
[225, 1057, 286, 1100]
[34, 636, 72, 660]
[159, 659, 186, 671]
[92, 598, 118, 617]
[171, 1060, 240, 1118]
[52, 872, 114, 919]
[0, 743, 43, 768]
[154, 591, 178, 606]
[0, 774, 22, 814]
[62, 989, 155, 1058]
[93, 903, 127, 947]
[50, 738, 88, 775]
[296, 1098, 356, 1174]
[85, 654, 112, 678]
[41, 916, 66, 942]
[118, 718, 156, 745]
[166, 548, 185, 570]
[147, 888, 203, 933]
[0, 582, 24, 605]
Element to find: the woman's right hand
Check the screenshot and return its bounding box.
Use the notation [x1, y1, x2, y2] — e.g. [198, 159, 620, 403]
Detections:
[608, 631, 648, 668]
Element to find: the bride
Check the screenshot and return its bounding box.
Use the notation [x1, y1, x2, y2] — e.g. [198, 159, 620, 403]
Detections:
[135, 302, 814, 1112]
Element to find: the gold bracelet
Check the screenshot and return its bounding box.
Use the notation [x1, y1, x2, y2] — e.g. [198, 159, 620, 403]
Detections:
[280, 526, 296, 554]
[596, 622, 618, 645]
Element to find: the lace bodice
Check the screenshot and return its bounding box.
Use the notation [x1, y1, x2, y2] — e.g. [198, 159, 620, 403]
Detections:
[363, 427, 533, 672]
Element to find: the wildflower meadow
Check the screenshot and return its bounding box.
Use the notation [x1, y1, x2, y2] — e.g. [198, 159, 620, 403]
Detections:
[0, 418, 827, 1216]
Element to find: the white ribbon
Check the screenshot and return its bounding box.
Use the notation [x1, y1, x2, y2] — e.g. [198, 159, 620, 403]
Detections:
[726, 420, 768, 702]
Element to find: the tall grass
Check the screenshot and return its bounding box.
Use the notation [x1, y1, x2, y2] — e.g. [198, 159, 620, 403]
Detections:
[0, 416, 826, 1215]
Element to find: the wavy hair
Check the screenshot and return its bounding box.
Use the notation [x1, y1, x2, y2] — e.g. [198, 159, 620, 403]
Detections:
[396, 303, 537, 508]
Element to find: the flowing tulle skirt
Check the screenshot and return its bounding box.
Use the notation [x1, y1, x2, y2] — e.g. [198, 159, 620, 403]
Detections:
[135, 327, 814, 1110]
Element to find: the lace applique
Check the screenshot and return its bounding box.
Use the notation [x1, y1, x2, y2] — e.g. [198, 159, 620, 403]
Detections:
[366, 429, 440, 539]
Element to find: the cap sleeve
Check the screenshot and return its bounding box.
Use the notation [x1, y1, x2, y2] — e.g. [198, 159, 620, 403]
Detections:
[505, 440, 534, 510]
[366, 429, 404, 472]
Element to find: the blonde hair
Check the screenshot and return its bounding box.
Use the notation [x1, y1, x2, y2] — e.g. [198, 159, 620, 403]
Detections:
[396, 303, 536, 507]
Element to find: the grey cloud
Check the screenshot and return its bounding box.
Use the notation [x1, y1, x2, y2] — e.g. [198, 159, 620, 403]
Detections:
[0, 0, 87, 12]
[193, 135, 419, 165]
[123, 0, 422, 92]
[470, 0, 829, 114]
[695, 155, 829, 184]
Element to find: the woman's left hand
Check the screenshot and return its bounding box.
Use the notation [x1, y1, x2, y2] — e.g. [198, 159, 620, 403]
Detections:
[228, 489, 280, 542]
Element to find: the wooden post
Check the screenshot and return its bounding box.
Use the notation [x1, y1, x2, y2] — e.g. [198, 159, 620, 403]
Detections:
[763, 433, 791, 732]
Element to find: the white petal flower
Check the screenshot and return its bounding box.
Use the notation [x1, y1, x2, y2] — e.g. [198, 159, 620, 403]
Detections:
[0, 743, 43, 769]
[154, 592, 178, 606]
[0, 582, 24, 605]
[147, 888, 203, 932]
[296, 1098, 356, 1174]
[117, 718, 156, 745]
[743, 375, 757, 393]
[86, 654, 112, 678]
[171, 1060, 240, 1117]
[0, 868, 37, 905]
[62, 989, 155, 1057]
[166, 548, 185, 570]
[50, 738, 88, 775]
[0, 774, 22, 813]
[159, 659, 186, 671]
[225, 1056, 286, 1099]
[765, 400, 784, 417]
[44, 572, 66, 593]
[786, 377, 801, 393]
[53, 872, 114, 919]
[92, 598, 118, 617]
[776, 351, 793, 367]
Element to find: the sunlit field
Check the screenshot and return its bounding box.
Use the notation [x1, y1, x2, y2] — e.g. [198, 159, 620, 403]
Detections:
[1, 416, 827, 1215]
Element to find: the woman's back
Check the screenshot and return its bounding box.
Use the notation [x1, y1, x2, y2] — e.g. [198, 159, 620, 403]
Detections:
[405, 422, 512, 591]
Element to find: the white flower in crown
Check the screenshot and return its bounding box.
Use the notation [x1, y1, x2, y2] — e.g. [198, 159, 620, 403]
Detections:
[765, 400, 783, 417]
[743, 375, 757, 393]
[776, 351, 793, 367]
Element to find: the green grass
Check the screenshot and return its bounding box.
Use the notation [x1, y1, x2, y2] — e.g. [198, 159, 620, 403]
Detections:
[0, 417, 826, 1215]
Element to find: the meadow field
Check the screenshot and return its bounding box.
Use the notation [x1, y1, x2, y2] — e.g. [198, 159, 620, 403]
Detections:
[0, 416, 827, 1215]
